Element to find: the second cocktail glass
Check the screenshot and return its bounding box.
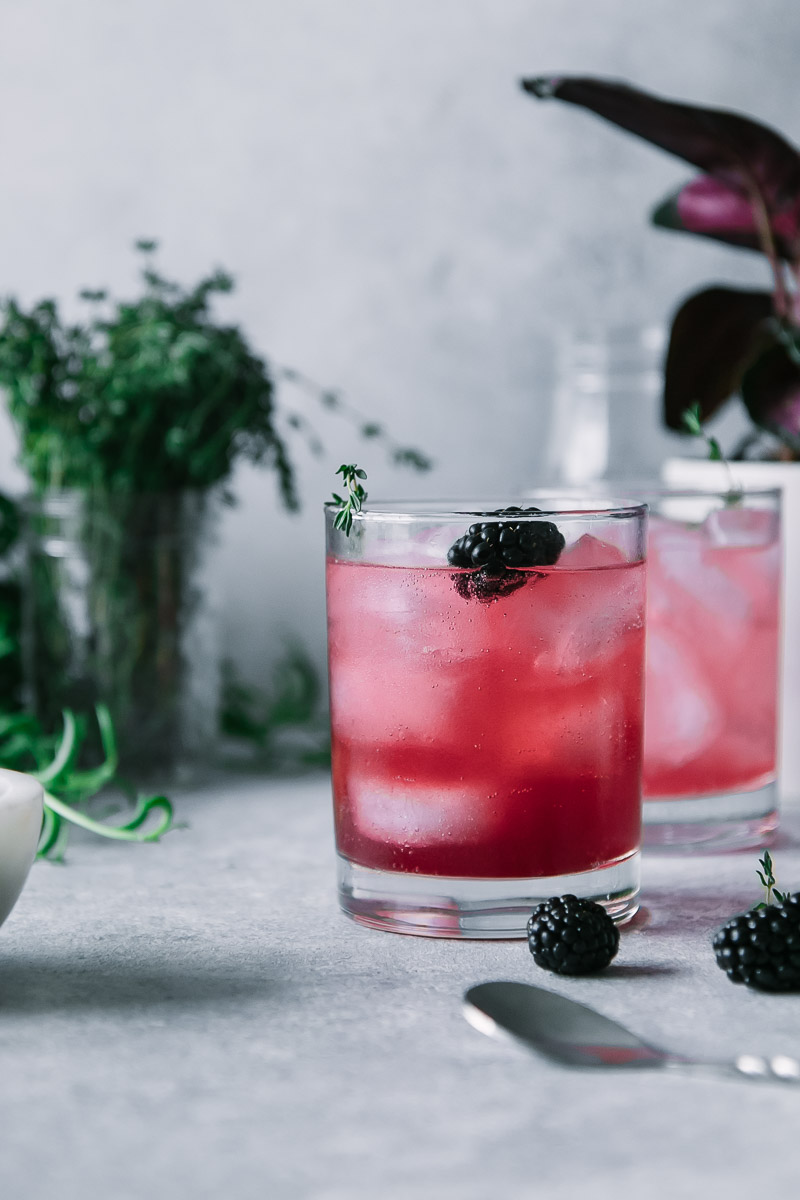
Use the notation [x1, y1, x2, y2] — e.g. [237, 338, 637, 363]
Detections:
[642, 487, 781, 850]
[528, 483, 783, 851]
[325, 499, 648, 938]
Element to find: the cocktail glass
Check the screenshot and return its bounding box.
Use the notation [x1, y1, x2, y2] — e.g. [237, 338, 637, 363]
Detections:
[324, 498, 648, 938]
[641, 487, 781, 850]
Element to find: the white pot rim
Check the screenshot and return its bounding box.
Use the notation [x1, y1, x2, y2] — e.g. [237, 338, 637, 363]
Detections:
[664, 456, 800, 477]
[0, 767, 44, 811]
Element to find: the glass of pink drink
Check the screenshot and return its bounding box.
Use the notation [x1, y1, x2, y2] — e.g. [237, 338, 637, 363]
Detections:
[642, 488, 782, 850]
[325, 499, 647, 937]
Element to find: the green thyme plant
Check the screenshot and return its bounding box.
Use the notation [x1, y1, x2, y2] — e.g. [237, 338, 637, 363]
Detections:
[0, 240, 430, 499]
[0, 243, 430, 775]
[0, 241, 294, 500]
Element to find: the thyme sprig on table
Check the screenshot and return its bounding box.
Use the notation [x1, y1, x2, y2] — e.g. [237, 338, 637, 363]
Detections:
[331, 464, 368, 536]
[755, 850, 789, 908]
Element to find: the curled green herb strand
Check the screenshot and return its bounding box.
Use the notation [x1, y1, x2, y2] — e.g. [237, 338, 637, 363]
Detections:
[35, 708, 82, 786]
[41, 790, 174, 845]
[681, 404, 742, 501]
[755, 850, 788, 908]
[30, 704, 174, 860]
[331, 464, 368, 536]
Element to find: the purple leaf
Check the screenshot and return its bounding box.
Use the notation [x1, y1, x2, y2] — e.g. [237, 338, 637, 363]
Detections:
[741, 343, 800, 449]
[653, 176, 800, 258]
[663, 287, 775, 430]
[521, 76, 800, 258]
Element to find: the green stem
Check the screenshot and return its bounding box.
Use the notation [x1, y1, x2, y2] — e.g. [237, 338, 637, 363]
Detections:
[42, 791, 173, 843]
[748, 184, 791, 320]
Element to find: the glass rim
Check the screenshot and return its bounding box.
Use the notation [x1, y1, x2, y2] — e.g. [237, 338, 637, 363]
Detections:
[525, 483, 782, 504]
[324, 497, 648, 522]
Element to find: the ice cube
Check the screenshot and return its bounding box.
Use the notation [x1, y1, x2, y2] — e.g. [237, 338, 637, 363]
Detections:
[502, 679, 628, 776]
[647, 518, 751, 627]
[329, 652, 465, 746]
[530, 560, 645, 676]
[644, 627, 722, 768]
[704, 506, 778, 548]
[348, 779, 495, 846]
[558, 533, 628, 570]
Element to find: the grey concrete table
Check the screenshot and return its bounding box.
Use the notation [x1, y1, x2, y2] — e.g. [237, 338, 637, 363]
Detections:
[1, 773, 799, 1200]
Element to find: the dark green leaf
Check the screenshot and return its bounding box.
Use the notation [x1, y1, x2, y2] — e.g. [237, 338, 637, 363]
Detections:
[663, 287, 776, 430]
[392, 447, 433, 471]
[521, 75, 800, 249]
[741, 342, 800, 451]
[651, 177, 800, 258]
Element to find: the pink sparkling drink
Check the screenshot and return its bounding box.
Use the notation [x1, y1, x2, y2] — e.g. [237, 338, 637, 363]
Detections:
[641, 491, 781, 849]
[325, 500, 647, 938]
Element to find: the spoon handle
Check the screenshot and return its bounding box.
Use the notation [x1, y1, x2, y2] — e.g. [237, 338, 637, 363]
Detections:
[665, 1054, 800, 1085]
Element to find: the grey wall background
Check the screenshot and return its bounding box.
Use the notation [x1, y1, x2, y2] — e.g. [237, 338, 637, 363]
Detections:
[0, 0, 796, 687]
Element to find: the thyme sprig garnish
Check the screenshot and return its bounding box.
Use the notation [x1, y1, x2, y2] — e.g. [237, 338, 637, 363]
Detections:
[331, 464, 368, 536]
[755, 850, 789, 908]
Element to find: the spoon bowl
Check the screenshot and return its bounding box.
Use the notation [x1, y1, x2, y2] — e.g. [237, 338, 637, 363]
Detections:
[465, 980, 800, 1084]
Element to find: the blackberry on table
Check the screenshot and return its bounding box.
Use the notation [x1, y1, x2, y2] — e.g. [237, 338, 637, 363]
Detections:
[527, 894, 620, 976]
[447, 506, 565, 602]
[713, 894, 800, 992]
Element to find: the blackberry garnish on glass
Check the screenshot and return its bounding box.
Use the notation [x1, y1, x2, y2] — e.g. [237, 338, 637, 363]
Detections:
[447, 506, 565, 601]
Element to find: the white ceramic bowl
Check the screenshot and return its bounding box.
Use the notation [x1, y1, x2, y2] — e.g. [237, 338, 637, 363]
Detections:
[0, 767, 44, 928]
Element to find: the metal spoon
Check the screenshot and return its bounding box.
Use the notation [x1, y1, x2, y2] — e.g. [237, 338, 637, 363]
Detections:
[464, 981, 800, 1085]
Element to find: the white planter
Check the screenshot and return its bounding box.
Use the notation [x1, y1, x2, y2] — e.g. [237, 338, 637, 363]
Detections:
[0, 768, 43, 928]
[662, 457, 800, 799]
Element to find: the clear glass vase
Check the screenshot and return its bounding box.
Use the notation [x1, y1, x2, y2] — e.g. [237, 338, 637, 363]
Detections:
[23, 490, 220, 781]
[546, 325, 678, 485]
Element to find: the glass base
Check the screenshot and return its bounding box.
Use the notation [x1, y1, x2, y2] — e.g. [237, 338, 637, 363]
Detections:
[336, 851, 640, 939]
[643, 780, 778, 853]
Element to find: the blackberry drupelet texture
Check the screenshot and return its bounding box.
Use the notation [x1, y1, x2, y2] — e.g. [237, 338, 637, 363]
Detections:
[527, 894, 620, 976]
[713, 894, 800, 991]
[447, 506, 565, 601]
